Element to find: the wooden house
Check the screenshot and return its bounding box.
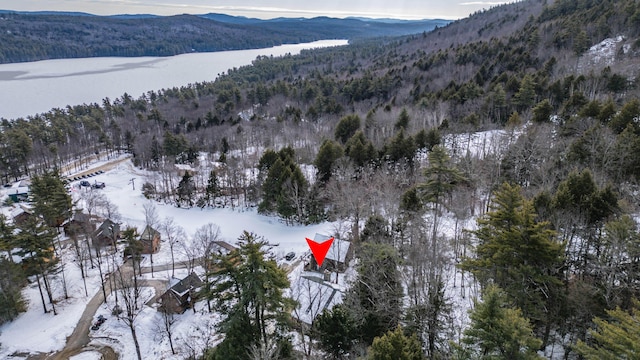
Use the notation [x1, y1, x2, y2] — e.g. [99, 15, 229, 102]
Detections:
[92, 219, 120, 247]
[63, 212, 94, 237]
[139, 225, 160, 254]
[10, 205, 33, 227]
[158, 273, 203, 314]
[308, 233, 352, 272]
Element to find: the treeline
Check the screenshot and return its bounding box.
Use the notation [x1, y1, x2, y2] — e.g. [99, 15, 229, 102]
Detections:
[0, 12, 447, 64]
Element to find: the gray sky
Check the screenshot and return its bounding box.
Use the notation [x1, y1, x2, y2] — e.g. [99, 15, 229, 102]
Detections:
[0, 1, 512, 20]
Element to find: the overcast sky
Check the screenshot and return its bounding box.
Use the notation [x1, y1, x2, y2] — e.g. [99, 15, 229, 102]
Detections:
[0, 1, 512, 20]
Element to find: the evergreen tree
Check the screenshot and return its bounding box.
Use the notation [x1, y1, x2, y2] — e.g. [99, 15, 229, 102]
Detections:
[15, 216, 58, 315]
[207, 231, 294, 360]
[0, 259, 26, 324]
[575, 300, 640, 359]
[395, 108, 411, 130]
[456, 285, 543, 360]
[335, 114, 361, 144]
[345, 131, 376, 167]
[609, 99, 640, 134]
[313, 304, 358, 358]
[202, 169, 222, 208]
[259, 148, 308, 222]
[514, 75, 536, 110]
[386, 130, 417, 165]
[400, 187, 423, 213]
[460, 183, 564, 329]
[176, 170, 195, 207]
[314, 139, 343, 183]
[345, 242, 403, 345]
[506, 111, 522, 128]
[361, 214, 392, 244]
[0, 215, 16, 261]
[419, 145, 466, 261]
[149, 136, 162, 168]
[259, 157, 289, 214]
[258, 148, 279, 173]
[532, 99, 553, 123]
[368, 326, 425, 360]
[414, 128, 441, 151]
[30, 170, 72, 228]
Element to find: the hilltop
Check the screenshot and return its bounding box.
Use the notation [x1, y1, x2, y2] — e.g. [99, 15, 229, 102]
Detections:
[0, 11, 448, 64]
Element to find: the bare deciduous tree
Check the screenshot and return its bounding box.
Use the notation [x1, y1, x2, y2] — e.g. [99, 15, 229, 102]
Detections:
[115, 267, 148, 360]
[143, 201, 159, 277]
[157, 300, 178, 355]
[194, 223, 221, 312]
[160, 216, 185, 278]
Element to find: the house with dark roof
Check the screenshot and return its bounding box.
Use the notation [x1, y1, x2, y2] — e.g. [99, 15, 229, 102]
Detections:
[92, 219, 120, 247]
[139, 225, 160, 254]
[63, 212, 94, 237]
[158, 273, 203, 313]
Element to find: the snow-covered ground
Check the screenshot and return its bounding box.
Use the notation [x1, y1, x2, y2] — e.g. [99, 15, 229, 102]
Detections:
[0, 241, 107, 357]
[578, 35, 632, 71]
[444, 129, 514, 160]
[0, 125, 526, 359]
[0, 157, 336, 359]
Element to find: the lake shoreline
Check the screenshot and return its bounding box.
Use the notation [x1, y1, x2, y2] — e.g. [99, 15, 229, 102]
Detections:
[0, 39, 348, 120]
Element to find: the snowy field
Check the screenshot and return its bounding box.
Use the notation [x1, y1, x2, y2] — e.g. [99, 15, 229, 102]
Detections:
[74, 159, 334, 262]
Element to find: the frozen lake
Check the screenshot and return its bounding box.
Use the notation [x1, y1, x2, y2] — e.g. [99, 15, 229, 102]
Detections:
[0, 39, 348, 120]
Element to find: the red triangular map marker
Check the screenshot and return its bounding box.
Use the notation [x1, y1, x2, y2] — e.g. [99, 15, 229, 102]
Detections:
[306, 237, 334, 267]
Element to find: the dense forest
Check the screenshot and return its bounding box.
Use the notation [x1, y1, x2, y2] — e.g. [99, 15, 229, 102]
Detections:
[0, 11, 448, 64]
[2, 0, 640, 358]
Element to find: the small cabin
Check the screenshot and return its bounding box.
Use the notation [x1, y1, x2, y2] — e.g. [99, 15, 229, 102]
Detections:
[158, 273, 203, 314]
[139, 225, 160, 254]
[63, 212, 94, 237]
[10, 205, 33, 227]
[307, 233, 352, 273]
[93, 219, 120, 247]
[7, 180, 30, 203]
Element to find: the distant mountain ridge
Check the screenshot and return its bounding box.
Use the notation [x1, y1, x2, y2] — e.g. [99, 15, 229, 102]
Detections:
[0, 10, 450, 64]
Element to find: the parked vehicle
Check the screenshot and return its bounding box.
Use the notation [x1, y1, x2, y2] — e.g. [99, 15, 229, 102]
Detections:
[92, 182, 106, 189]
[80, 180, 91, 187]
[285, 252, 296, 261]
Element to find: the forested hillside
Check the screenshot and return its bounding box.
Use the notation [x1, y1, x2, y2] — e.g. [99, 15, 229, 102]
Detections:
[0, 11, 447, 63]
[2, 0, 640, 358]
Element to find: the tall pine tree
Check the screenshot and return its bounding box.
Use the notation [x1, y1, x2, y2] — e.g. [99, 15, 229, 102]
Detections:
[207, 231, 294, 360]
[575, 300, 640, 359]
[456, 285, 543, 360]
[460, 183, 564, 333]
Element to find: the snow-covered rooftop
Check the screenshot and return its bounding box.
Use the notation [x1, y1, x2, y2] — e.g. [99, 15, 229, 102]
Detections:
[314, 233, 350, 263]
[291, 274, 343, 325]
